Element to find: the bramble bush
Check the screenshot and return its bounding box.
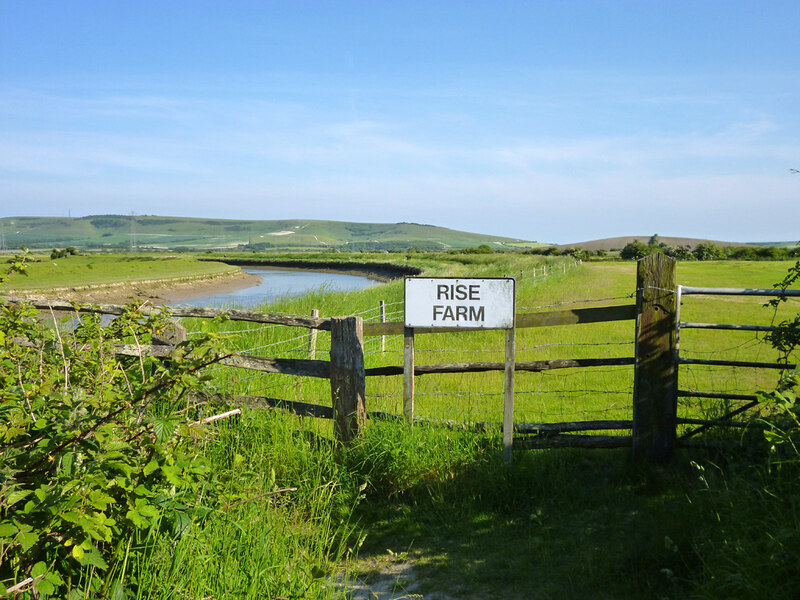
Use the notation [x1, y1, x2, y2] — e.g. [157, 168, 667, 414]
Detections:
[0, 257, 224, 598]
[758, 260, 800, 458]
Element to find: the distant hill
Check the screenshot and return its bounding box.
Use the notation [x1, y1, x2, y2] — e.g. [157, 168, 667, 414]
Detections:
[0, 215, 540, 251]
[557, 236, 759, 251]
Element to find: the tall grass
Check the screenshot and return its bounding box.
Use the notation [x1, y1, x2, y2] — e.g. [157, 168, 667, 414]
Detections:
[130, 411, 362, 599]
[133, 255, 799, 599]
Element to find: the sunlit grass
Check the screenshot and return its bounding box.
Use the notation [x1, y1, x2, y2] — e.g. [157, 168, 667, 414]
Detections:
[0, 253, 237, 291]
[187, 258, 796, 437]
[132, 255, 799, 599]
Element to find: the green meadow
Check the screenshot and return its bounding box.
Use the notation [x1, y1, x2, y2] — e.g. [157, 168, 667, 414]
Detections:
[2, 253, 799, 599]
[159, 254, 798, 599]
[196, 256, 797, 433]
[0, 253, 237, 292]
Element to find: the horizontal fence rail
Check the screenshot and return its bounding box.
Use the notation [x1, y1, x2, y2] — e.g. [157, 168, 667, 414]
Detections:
[114, 344, 333, 378]
[515, 420, 633, 434]
[2, 296, 333, 330]
[677, 390, 760, 401]
[362, 304, 636, 336]
[680, 322, 796, 333]
[679, 358, 796, 370]
[365, 357, 635, 377]
[680, 286, 800, 297]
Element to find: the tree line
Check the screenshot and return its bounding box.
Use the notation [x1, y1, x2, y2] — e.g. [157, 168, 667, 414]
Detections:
[526, 234, 800, 261]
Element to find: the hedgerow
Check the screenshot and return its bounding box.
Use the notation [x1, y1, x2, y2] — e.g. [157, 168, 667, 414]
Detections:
[0, 255, 223, 598]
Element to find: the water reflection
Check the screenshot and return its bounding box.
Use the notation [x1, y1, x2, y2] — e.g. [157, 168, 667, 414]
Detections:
[172, 268, 379, 308]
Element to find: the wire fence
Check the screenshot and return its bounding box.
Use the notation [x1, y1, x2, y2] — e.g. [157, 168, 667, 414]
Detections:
[188, 272, 795, 443]
[19, 255, 796, 451]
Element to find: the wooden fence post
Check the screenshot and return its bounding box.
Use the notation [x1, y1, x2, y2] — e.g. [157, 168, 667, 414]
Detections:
[632, 252, 678, 462]
[153, 319, 187, 346]
[503, 326, 516, 464]
[308, 309, 319, 359]
[330, 316, 366, 443]
[380, 300, 386, 353]
[403, 327, 415, 424]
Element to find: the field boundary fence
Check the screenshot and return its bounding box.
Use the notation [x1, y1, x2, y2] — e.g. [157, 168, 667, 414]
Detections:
[4, 253, 797, 462]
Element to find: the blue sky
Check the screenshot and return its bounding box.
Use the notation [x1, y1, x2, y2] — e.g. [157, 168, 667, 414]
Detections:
[1, 1, 798, 243]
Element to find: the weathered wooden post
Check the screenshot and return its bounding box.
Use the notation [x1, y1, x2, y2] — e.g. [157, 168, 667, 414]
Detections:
[632, 252, 678, 462]
[503, 325, 516, 464]
[330, 316, 366, 443]
[403, 327, 415, 424]
[380, 300, 386, 354]
[307, 308, 319, 359]
[153, 319, 187, 346]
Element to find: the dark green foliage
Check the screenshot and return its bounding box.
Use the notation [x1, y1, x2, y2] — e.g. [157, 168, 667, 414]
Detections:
[762, 261, 800, 365]
[620, 239, 652, 260]
[49, 247, 78, 259]
[0, 258, 224, 597]
[648, 234, 662, 247]
[88, 217, 130, 229]
[664, 245, 695, 260]
[524, 246, 562, 256]
[460, 244, 494, 254]
[692, 242, 724, 261]
[612, 240, 799, 262]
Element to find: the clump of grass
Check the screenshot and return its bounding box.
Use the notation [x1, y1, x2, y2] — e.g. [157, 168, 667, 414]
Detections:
[132, 410, 364, 599]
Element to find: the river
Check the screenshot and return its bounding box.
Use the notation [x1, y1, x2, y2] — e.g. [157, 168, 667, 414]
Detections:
[172, 267, 380, 308]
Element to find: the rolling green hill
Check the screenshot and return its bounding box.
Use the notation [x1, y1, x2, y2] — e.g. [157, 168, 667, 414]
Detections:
[0, 215, 540, 252]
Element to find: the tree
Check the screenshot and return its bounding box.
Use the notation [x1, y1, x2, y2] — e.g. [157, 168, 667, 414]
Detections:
[692, 241, 723, 261]
[620, 240, 651, 260]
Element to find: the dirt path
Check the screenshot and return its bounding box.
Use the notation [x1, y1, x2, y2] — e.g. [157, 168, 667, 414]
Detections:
[337, 555, 459, 600]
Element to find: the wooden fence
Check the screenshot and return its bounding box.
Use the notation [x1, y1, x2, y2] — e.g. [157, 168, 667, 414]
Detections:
[5, 253, 798, 462]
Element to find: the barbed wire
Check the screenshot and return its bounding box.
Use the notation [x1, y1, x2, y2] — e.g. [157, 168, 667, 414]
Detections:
[517, 294, 634, 311]
[520, 340, 635, 351]
[679, 338, 763, 356]
[515, 388, 631, 395]
[234, 332, 311, 354]
[533, 366, 634, 379]
[186, 322, 285, 336]
[410, 387, 630, 398]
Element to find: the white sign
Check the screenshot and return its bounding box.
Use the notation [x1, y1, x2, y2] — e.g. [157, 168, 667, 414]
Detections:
[404, 278, 516, 329]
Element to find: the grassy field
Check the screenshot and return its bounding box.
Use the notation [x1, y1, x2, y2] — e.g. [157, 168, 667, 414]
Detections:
[5, 252, 799, 598]
[192, 257, 797, 432]
[0, 253, 238, 292]
[131, 254, 797, 599]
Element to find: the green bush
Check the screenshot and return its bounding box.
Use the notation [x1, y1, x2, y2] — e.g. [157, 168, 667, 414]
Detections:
[0, 266, 223, 597]
[620, 240, 651, 260]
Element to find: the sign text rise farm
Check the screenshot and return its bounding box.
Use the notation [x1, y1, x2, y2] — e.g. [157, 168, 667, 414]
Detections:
[404, 278, 516, 329]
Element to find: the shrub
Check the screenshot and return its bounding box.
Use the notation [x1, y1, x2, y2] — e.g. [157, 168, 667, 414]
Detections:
[0, 259, 222, 597]
[619, 240, 651, 260]
[692, 242, 724, 261]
